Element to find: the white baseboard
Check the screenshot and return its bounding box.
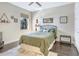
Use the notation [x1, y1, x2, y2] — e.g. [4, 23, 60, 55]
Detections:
[74, 43, 79, 53]
[4, 40, 18, 45]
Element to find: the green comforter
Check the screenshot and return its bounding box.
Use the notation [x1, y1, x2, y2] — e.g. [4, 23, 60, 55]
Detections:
[19, 32, 56, 56]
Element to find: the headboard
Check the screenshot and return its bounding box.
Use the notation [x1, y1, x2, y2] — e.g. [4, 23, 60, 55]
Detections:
[40, 25, 57, 32]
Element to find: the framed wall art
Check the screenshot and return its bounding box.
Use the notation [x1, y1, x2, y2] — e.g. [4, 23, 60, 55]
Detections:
[20, 13, 29, 30]
[0, 13, 10, 23]
[20, 18, 28, 29]
[43, 18, 53, 23]
[36, 19, 38, 23]
[11, 16, 18, 23]
[60, 16, 68, 24]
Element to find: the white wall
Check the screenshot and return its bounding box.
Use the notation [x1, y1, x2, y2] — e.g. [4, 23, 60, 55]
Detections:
[0, 2, 32, 45]
[0, 2, 75, 47]
[32, 3, 75, 44]
[75, 3, 79, 52]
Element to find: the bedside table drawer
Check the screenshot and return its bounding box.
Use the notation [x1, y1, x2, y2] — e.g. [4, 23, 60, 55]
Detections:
[60, 35, 71, 44]
[60, 37, 71, 42]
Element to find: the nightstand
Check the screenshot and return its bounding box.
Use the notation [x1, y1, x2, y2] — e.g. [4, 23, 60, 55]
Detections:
[60, 35, 71, 44]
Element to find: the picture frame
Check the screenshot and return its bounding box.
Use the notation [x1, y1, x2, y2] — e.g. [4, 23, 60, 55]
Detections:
[0, 13, 10, 23]
[60, 16, 68, 24]
[36, 19, 38, 23]
[20, 13, 28, 30]
[11, 16, 18, 23]
[43, 18, 53, 23]
[14, 18, 18, 23]
[20, 18, 28, 30]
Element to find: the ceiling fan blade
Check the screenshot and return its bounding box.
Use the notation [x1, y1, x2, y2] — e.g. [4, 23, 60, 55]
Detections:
[28, 2, 33, 6]
[36, 2, 42, 7]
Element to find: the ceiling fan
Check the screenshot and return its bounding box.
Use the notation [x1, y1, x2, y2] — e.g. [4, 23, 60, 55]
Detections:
[28, 2, 42, 7]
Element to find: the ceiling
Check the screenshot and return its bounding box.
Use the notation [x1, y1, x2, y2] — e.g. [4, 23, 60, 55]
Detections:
[10, 2, 72, 12]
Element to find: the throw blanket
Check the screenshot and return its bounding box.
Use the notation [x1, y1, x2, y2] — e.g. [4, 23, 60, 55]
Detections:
[19, 32, 56, 56]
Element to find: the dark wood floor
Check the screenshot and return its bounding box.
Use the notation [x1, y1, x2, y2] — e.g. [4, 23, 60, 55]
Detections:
[0, 41, 79, 56]
[50, 41, 79, 56]
[0, 41, 19, 53]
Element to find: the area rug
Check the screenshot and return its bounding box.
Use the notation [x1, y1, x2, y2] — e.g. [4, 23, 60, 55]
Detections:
[0, 46, 58, 56]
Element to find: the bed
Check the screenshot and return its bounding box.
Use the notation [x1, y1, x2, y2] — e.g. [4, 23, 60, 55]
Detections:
[19, 25, 57, 56]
